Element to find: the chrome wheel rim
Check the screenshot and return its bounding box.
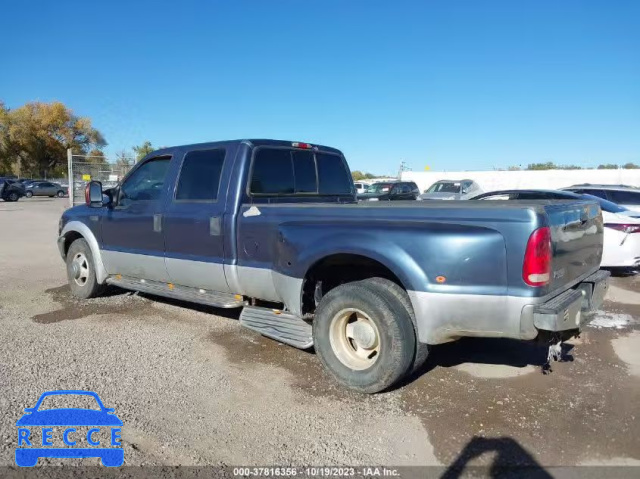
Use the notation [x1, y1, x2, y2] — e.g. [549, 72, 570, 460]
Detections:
[329, 308, 381, 370]
[71, 252, 90, 287]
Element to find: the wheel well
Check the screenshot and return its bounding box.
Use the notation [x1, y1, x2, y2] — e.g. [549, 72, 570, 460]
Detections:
[62, 231, 84, 257]
[301, 254, 405, 315]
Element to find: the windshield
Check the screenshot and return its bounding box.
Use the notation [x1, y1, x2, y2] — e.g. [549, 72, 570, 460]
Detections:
[365, 183, 392, 193]
[581, 194, 628, 213]
[426, 182, 460, 193]
[37, 394, 101, 411]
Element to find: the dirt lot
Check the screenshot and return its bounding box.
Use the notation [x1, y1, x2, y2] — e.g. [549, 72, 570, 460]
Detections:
[1, 199, 639, 473]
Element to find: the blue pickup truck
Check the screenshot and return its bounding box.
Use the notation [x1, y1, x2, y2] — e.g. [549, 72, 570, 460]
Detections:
[58, 139, 608, 392]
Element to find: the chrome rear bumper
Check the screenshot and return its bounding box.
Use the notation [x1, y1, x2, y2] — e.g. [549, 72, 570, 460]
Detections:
[533, 270, 610, 333]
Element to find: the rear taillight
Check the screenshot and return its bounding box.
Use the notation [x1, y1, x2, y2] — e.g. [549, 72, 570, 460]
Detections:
[605, 224, 640, 234]
[523, 226, 552, 287]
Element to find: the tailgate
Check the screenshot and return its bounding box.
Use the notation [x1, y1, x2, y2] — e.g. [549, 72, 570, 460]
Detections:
[546, 201, 603, 291]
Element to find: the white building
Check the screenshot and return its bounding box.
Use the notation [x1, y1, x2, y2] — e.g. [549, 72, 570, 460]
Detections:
[401, 169, 640, 193]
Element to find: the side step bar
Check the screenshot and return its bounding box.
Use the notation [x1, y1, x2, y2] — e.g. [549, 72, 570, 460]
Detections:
[106, 275, 246, 309]
[240, 306, 313, 349]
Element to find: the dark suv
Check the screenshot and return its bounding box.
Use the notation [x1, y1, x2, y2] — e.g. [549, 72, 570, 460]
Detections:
[0, 179, 26, 202]
[357, 181, 419, 201]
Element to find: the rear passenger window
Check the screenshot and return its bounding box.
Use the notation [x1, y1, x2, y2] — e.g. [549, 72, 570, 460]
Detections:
[608, 190, 640, 205]
[176, 149, 226, 201]
[317, 153, 352, 195]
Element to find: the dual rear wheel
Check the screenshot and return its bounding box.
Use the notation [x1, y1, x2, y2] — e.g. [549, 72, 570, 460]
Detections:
[313, 278, 428, 393]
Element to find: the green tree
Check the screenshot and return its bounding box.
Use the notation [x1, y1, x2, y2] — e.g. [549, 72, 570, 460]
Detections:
[623, 162, 640, 169]
[526, 162, 556, 170]
[597, 164, 618, 169]
[352, 170, 378, 180]
[132, 141, 155, 162]
[0, 101, 106, 177]
[557, 165, 583, 170]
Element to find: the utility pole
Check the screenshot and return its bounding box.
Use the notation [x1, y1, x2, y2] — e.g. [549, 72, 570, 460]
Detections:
[397, 161, 411, 179]
[67, 149, 73, 208]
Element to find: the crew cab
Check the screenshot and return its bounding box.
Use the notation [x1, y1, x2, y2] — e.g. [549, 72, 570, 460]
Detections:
[57, 139, 609, 393]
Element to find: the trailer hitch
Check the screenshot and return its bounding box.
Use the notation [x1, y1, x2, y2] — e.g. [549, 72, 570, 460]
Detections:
[537, 330, 578, 374]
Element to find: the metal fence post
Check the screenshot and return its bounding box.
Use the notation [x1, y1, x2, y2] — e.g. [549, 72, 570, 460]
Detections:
[67, 148, 73, 208]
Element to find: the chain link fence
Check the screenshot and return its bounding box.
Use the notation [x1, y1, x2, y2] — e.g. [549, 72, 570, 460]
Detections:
[67, 149, 135, 206]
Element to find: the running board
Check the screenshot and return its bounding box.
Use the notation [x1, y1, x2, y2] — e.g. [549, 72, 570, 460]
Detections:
[240, 306, 313, 349]
[106, 275, 245, 309]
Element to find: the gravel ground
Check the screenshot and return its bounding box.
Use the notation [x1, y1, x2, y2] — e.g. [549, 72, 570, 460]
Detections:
[1, 199, 639, 474]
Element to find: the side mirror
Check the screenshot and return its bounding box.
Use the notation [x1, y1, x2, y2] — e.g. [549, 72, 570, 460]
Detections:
[85, 181, 106, 208]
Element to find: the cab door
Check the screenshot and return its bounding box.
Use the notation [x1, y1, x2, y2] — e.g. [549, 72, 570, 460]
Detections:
[162, 147, 231, 292]
[101, 156, 172, 281]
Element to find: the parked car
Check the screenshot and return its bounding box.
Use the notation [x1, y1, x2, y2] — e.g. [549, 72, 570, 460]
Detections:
[418, 179, 482, 201]
[58, 139, 607, 393]
[354, 181, 370, 194]
[0, 179, 26, 201]
[25, 181, 67, 198]
[562, 185, 640, 212]
[357, 181, 419, 201]
[472, 189, 640, 270]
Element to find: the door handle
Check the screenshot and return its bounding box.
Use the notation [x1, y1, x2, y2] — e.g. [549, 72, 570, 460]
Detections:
[153, 214, 162, 233]
[210, 216, 221, 236]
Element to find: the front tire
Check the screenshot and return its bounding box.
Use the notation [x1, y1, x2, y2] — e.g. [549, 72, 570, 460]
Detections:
[313, 281, 416, 393]
[66, 238, 105, 299]
[8, 192, 19, 202]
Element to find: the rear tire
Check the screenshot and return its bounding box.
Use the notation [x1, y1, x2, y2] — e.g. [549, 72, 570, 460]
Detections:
[66, 238, 105, 299]
[313, 280, 416, 393]
[56, 190, 65, 198]
[8, 192, 19, 202]
[25, 191, 33, 198]
[361, 278, 429, 374]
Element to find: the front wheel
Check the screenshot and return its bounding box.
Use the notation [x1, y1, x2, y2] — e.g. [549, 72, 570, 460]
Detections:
[313, 281, 416, 393]
[66, 238, 105, 299]
[25, 191, 33, 198]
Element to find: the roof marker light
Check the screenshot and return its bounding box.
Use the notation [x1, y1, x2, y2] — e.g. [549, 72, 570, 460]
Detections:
[292, 142, 312, 149]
